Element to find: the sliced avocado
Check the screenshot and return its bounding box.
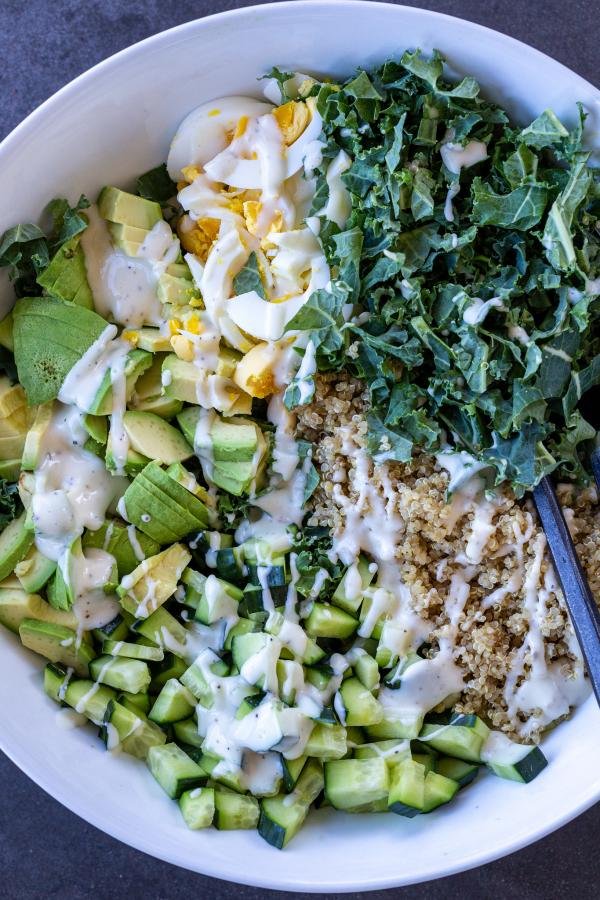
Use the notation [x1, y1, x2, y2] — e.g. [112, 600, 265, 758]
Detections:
[162, 355, 238, 411]
[105, 436, 150, 476]
[166, 262, 192, 280]
[83, 414, 108, 445]
[18, 618, 94, 676]
[37, 235, 93, 308]
[176, 407, 199, 448]
[122, 461, 209, 543]
[129, 355, 182, 419]
[123, 411, 192, 464]
[0, 512, 35, 581]
[135, 329, 172, 353]
[157, 274, 198, 306]
[47, 566, 71, 612]
[0, 379, 27, 418]
[12, 296, 108, 405]
[88, 349, 153, 416]
[98, 187, 162, 230]
[0, 588, 77, 634]
[0, 459, 21, 481]
[14, 546, 57, 593]
[82, 519, 159, 576]
[118, 543, 191, 618]
[0, 311, 14, 352]
[165, 462, 211, 506]
[207, 416, 262, 463]
[217, 347, 242, 380]
[21, 401, 54, 471]
[107, 221, 149, 256]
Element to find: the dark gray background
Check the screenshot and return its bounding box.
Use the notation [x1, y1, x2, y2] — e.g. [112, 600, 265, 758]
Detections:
[0, 1, 598, 897]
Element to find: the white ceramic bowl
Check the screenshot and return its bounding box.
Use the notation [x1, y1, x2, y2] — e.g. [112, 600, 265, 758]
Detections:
[1, 2, 599, 891]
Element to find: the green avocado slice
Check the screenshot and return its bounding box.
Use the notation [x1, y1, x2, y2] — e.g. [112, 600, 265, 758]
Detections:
[82, 519, 159, 577]
[123, 461, 209, 543]
[12, 296, 108, 404]
[37, 235, 94, 309]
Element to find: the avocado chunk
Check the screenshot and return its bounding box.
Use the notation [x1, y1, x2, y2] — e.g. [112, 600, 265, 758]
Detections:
[0, 588, 77, 633]
[37, 235, 94, 308]
[82, 519, 159, 576]
[118, 543, 191, 618]
[98, 186, 162, 230]
[129, 353, 182, 419]
[14, 546, 57, 593]
[161, 355, 241, 412]
[12, 296, 108, 405]
[0, 433, 27, 460]
[18, 618, 95, 676]
[21, 401, 54, 471]
[122, 410, 193, 464]
[122, 461, 209, 543]
[88, 348, 153, 415]
[157, 274, 199, 306]
[133, 329, 173, 353]
[84, 414, 108, 445]
[0, 512, 35, 582]
[105, 437, 150, 476]
[195, 414, 268, 497]
[107, 221, 149, 256]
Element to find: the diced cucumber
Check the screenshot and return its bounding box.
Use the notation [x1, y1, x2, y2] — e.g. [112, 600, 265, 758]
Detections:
[43, 664, 116, 723]
[332, 556, 374, 614]
[93, 611, 134, 643]
[338, 677, 383, 727]
[418, 716, 490, 763]
[304, 723, 347, 759]
[179, 787, 215, 829]
[214, 789, 259, 830]
[353, 740, 411, 767]
[151, 653, 189, 691]
[148, 677, 196, 724]
[199, 753, 246, 793]
[482, 733, 548, 783]
[173, 718, 203, 749]
[281, 755, 307, 792]
[259, 759, 323, 848]
[324, 758, 388, 810]
[119, 691, 151, 715]
[388, 758, 426, 817]
[148, 742, 207, 798]
[421, 771, 460, 812]
[103, 639, 164, 662]
[305, 603, 358, 639]
[89, 654, 151, 694]
[102, 700, 166, 758]
[133, 606, 189, 657]
[353, 652, 380, 691]
[436, 756, 480, 788]
[181, 653, 229, 701]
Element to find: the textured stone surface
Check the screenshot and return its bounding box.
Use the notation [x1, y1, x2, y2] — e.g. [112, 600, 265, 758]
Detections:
[0, 1, 599, 897]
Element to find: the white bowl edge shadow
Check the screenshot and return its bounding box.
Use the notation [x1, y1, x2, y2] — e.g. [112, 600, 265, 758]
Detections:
[1, 1, 600, 891]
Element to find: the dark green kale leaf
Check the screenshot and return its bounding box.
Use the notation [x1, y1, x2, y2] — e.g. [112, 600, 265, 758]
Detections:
[136, 164, 177, 203]
[232, 251, 266, 299]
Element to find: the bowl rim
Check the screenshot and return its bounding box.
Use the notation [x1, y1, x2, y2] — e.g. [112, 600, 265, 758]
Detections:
[1, 1, 599, 890]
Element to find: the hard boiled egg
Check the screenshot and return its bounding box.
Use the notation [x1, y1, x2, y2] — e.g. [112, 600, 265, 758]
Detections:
[167, 96, 273, 181]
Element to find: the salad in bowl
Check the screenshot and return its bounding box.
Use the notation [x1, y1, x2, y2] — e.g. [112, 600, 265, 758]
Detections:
[0, 48, 598, 849]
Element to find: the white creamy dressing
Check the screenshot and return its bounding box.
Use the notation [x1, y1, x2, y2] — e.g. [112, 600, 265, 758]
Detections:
[443, 182, 460, 222]
[81, 206, 172, 328]
[321, 149, 352, 228]
[479, 731, 532, 765]
[462, 296, 505, 326]
[503, 534, 589, 737]
[440, 132, 488, 175]
[69, 547, 120, 634]
[31, 405, 124, 561]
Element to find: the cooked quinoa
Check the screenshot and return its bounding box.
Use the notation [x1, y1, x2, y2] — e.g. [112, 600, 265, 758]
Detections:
[297, 374, 600, 742]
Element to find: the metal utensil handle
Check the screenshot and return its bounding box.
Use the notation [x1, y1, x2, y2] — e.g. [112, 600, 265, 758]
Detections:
[533, 476, 600, 704]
